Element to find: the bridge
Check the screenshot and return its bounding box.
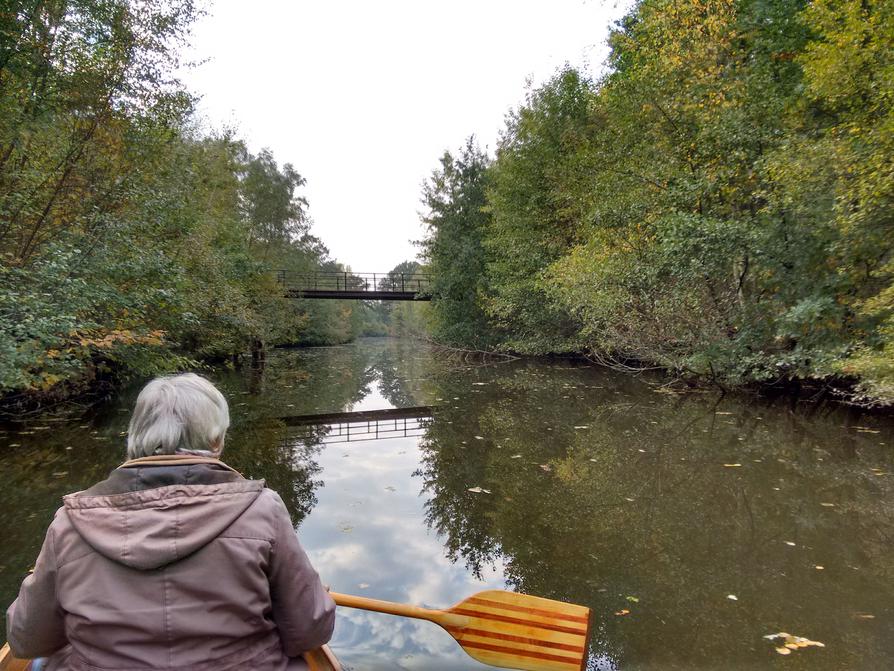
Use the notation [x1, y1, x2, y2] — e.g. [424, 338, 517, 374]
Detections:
[281, 406, 434, 445]
[276, 271, 432, 300]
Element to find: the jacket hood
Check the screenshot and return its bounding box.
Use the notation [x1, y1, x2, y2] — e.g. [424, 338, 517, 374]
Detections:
[63, 464, 265, 570]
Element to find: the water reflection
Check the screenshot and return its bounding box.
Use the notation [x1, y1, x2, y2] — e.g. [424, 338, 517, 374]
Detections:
[417, 362, 894, 670]
[1, 339, 893, 670]
[282, 406, 434, 446]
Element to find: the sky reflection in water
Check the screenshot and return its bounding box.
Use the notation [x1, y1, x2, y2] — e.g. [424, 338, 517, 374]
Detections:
[299, 386, 508, 670]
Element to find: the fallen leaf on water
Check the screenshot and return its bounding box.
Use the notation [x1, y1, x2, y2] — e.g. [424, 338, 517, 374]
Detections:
[472, 382, 487, 386]
[614, 609, 630, 616]
[539, 464, 552, 472]
[815, 565, 824, 570]
[474, 436, 484, 440]
[723, 463, 742, 468]
[715, 411, 734, 415]
[784, 541, 797, 546]
[510, 454, 522, 459]
[626, 596, 639, 603]
[764, 632, 825, 654]
[574, 426, 589, 429]
[820, 502, 836, 507]
[854, 613, 875, 620]
[727, 594, 738, 601]
[625, 497, 636, 502]
[467, 487, 492, 494]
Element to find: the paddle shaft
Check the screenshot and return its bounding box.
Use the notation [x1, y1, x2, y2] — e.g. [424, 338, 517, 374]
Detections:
[330, 592, 469, 629]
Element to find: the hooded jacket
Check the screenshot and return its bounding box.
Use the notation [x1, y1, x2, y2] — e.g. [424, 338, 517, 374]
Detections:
[6, 456, 336, 670]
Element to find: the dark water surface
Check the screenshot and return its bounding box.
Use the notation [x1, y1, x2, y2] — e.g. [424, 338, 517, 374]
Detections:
[2, 338, 893, 669]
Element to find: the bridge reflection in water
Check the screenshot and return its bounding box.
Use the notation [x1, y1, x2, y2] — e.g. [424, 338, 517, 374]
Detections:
[280, 406, 435, 445]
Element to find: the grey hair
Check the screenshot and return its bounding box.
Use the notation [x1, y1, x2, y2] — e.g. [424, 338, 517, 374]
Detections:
[127, 373, 230, 459]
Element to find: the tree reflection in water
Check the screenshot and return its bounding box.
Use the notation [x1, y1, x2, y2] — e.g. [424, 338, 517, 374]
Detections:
[417, 361, 894, 670]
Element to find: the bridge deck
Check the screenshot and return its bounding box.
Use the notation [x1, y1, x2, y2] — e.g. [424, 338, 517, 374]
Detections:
[285, 289, 429, 301]
[277, 271, 432, 301]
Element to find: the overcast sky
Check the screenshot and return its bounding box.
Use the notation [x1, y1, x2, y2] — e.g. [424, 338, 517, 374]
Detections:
[180, 0, 633, 272]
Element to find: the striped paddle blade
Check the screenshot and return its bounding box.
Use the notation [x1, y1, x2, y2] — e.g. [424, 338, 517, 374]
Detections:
[444, 590, 591, 671]
[332, 589, 591, 671]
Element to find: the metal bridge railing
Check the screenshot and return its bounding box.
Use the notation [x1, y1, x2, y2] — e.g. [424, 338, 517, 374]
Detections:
[293, 417, 430, 445]
[276, 270, 432, 295]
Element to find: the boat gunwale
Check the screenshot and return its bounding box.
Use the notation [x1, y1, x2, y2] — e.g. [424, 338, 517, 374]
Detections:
[0, 642, 341, 671]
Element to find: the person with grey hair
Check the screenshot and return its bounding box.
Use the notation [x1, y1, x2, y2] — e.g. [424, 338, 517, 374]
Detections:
[7, 373, 336, 670]
[126, 373, 231, 458]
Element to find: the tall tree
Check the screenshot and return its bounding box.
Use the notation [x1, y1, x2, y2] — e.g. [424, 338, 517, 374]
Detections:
[419, 138, 493, 347]
[484, 68, 597, 354]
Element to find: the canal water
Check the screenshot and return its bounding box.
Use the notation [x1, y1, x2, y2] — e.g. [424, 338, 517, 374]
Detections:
[1, 338, 893, 669]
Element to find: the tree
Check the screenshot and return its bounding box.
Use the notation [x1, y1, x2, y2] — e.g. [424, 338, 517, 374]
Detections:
[484, 68, 597, 354]
[419, 138, 493, 347]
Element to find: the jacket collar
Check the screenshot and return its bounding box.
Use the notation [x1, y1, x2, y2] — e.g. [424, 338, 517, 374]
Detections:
[78, 455, 247, 497]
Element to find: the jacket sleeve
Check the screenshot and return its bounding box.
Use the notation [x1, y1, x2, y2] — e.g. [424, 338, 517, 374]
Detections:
[6, 520, 67, 658]
[266, 491, 336, 656]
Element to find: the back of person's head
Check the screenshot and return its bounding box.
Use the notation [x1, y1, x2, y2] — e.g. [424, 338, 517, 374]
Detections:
[127, 373, 230, 459]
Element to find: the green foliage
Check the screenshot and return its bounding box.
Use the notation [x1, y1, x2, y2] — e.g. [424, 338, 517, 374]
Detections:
[363, 261, 431, 339]
[418, 140, 494, 347]
[484, 69, 596, 354]
[0, 1, 364, 402]
[420, 0, 894, 403]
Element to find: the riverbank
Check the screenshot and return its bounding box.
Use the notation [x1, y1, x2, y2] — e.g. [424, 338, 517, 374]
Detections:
[5, 334, 892, 423]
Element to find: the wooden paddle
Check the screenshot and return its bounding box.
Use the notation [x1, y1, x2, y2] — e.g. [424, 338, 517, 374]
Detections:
[332, 589, 591, 671]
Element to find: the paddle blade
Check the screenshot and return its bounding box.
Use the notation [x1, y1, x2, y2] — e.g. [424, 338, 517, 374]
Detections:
[444, 590, 591, 671]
